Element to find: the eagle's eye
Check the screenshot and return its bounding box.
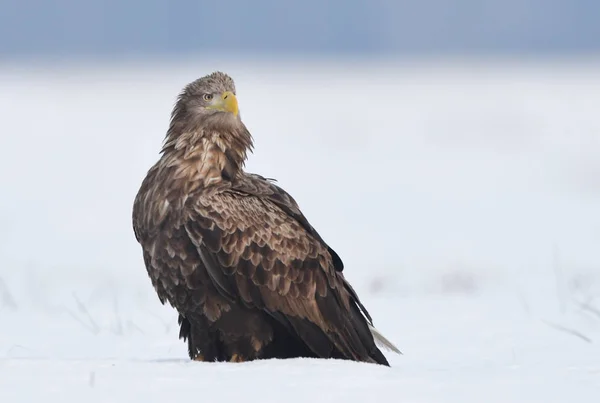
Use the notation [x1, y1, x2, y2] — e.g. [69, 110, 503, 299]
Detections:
[202, 93, 214, 101]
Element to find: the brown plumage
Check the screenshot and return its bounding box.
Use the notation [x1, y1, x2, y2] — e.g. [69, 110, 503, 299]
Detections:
[132, 71, 400, 365]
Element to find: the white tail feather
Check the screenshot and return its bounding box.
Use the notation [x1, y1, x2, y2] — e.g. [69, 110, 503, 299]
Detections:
[369, 324, 402, 355]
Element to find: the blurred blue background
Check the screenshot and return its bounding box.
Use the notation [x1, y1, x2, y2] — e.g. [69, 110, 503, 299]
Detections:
[1, 0, 599, 59]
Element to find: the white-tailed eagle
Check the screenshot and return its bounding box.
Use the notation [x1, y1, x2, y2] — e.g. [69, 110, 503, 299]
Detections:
[132, 72, 400, 365]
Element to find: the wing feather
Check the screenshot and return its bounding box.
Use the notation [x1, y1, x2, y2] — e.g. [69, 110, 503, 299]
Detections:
[236, 174, 345, 272]
[182, 179, 383, 363]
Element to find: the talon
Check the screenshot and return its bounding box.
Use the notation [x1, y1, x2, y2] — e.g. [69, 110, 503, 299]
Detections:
[230, 353, 244, 363]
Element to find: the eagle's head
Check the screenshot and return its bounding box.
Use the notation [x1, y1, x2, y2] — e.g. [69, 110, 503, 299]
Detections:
[161, 72, 254, 179]
[168, 71, 243, 134]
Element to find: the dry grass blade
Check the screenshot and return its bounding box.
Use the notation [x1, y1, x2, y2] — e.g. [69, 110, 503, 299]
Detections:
[541, 319, 593, 344]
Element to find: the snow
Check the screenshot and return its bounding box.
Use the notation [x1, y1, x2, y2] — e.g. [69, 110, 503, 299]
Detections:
[1, 57, 600, 401]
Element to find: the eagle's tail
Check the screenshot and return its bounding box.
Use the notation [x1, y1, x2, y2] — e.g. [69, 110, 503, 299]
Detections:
[368, 324, 402, 355]
[340, 278, 402, 364]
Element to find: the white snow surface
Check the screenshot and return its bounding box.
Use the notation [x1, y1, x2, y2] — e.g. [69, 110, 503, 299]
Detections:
[1, 57, 600, 401]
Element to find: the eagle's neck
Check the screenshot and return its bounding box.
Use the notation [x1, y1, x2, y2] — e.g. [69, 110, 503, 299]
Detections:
[160, 127, 253, 189]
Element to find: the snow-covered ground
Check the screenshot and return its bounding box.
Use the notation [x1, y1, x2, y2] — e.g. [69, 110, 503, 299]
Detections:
[1, 57, 599, 401]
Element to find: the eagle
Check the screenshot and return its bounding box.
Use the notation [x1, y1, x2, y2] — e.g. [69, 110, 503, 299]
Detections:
[132, 71, 400, 365]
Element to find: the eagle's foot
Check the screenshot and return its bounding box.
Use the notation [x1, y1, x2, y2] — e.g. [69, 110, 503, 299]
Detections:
[230, 353, 245, 363]
[192, 354, 206, 362]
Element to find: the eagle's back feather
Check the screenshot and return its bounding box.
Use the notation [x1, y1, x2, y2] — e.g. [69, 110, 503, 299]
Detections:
[183, 174, 386, 363]
[133, 166, 389, 365]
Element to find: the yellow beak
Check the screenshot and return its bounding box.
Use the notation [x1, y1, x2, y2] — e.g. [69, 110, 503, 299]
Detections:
[207, 91, 239, 117]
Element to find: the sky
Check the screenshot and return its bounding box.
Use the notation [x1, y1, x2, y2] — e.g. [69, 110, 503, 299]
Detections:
[1, 0, 600, 59]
